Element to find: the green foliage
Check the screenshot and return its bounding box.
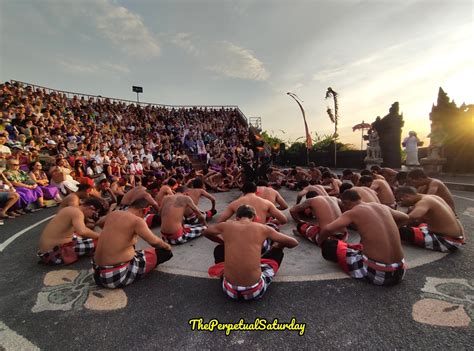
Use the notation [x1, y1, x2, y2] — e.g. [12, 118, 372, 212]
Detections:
[260, 131, 284, 147]
[312, 133, 356, 152]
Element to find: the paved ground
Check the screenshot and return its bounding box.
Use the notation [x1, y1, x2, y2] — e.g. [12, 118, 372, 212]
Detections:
[0, 190, 473, 350]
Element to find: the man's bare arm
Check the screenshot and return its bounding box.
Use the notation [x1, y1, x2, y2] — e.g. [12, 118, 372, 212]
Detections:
[289, 200, 311, 223]
[144, 193, 160, 212]
[71, 210, 100, 239]
[389, 208, 410, 226]
[203, 223, 225, 244]
[268, 203, 288, 224]
[201, 190, 216, 210]
[296, 189, 307, 204]
[318, 213, 353, 245]
[217, 204, 235, 223]
[275, 192, 288, 210]
[407, 202, 429, 221]
[135, 218, 171, 250]
[267, 227, 298, 248]
[185, 196, 206, 223]
[426, 182, 439, 195]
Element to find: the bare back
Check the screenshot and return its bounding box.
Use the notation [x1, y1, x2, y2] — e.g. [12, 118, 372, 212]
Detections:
[160, 194, 192, 233]
[348, 203, 404, 263]
[428, 179, 455, 212]
[224, 193, 284, 224]
[39, 207, 82, 251]
[310, 196, 344, 230]
[121, 186, 147, 205]
[256, 186, 277, 203]
[155, 185, 174, 208]
[94, 211, 140, 265]
[414, 195, 463, 237]
[371, 179, 395, 205]
[220, 221, 270, 285]
[352, 187, 380, 203]
[59, 193, 80, 209]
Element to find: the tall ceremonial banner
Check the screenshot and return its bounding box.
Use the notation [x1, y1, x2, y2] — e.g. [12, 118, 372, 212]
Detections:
[287, 92, 312, 150]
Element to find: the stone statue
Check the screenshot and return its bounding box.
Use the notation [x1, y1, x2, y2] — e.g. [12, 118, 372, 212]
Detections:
[372, 102, 404, 168]
[366, 128, 382, 160]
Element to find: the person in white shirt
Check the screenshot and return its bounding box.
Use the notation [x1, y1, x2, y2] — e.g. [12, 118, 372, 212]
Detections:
[402, 131, 422, 166]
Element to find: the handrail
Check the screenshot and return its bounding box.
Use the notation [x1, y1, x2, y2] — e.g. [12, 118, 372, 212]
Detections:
[9, 79, 248, 125]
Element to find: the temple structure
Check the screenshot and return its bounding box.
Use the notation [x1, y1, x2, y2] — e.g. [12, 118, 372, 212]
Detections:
[421, 88, 474, 174]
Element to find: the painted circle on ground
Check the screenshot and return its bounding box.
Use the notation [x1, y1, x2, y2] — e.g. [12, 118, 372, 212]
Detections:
[142, 189, 447, 282]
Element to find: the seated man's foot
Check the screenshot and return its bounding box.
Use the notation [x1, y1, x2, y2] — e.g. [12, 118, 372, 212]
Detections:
[8, 211, 21, 217]
[0, 212, 15, 219]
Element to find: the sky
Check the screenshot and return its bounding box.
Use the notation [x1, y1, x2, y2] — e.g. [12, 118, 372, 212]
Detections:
[1, 0, 472, 148]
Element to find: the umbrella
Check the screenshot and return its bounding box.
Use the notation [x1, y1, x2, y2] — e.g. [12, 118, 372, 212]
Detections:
[352, 121, 371, 150]
[352, 122, 371, 132]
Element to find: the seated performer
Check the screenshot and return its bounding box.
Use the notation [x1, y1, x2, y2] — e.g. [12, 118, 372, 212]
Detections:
[295, 180, 329, 204]
[218, 182, 287, 232]
[290, 191, 347, 244]
[205, 205, 298, 301]
[256, 180, 288, 210]
[59, 183, 92, 209]
[321, 172, 341, 196]
[120, 184, 162, 228]
[358, 175, 396, 208]
[318, 190, 408, 286]
[339, 183, 380, 203]
[396, 186, 465, 252]
[92, 198, 173, 289]
[160, 187, 207, 244]
[184, 178, 217, 224]
[407, 169, 456, 212]
[37, 198, 104, 265]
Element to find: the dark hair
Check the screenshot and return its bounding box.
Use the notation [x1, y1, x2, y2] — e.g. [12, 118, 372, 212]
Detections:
[175, 186, 187, 193]
[396, 171, 408, 182]
[167, 178, 177, 186]
[342, 169, 353, 176]
[306, 190, 318, 199]
[83, 197, 105, 213]
[322, 172, 332, 179]
[360, 169, 372, 176]
[192, 178, 203, 188]
[340, 190, 361, 202]
[256, 180, 268, 187]
[77, 183, 92, 192]
[370, 165, 382, 173]
[339, 183, 353, 194]
[299, 179, 309, 188]
[359, 175, 373, 185]
[242, 181, 257, 194]
[236, 205, 256, 219]
[99, 178, 109, 185]
[395, 186, 418, 196]
[129, 197, 150, 209]
[408, 169, 427, 180]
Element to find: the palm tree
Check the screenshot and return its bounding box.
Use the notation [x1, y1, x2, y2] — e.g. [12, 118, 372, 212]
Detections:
[325, 87, 339, 167]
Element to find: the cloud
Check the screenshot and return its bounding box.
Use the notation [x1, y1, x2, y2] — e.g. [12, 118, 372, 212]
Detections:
[170, 34, 269, 81]
[95, 2, 160, 58]
[58, 59, 130, 74]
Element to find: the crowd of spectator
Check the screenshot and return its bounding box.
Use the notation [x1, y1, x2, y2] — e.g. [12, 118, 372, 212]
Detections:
[0, 81, 254, 220]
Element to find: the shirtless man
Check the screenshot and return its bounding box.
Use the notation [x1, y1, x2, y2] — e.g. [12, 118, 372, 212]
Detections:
[218, 182, 287, 231]
[290, 192, 347, 245]
[371, 166, 398, 187]
[308, 163, 322, 184]
[92, 198, 173, 289]
[160, 187, 207, 245]
[59, 183, 92, 209]
[121, 185, 160, 212]
[407, 169, 456, 212]
[295, 180, 329, 204]
[321, 172, 342, 196]
[266, 168, 286, 189]
[207, 170, 233, 192]
[396, 186, 464, 252]
[318, 190, 408, 286]
[154, 179, 175, 209]
[184, 178, 217, 224]
[37, 198, 104, 265]
[256, 180, 288, 210]
[204, 205, 298, 301]
[339, 183, 380, 203]
[341, 169, 361, 186]
[359, 175, 396, 208]
[285, 167, 309, 190]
